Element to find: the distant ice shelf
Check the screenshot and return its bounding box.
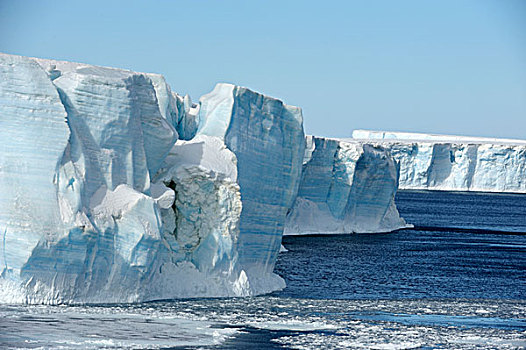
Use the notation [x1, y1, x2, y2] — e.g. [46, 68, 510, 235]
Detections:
[351, 130, 526, 193]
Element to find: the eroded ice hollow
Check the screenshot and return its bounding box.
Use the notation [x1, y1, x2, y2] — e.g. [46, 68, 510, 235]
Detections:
[352, 130, 526, 193]
[0, 53, 406, 304]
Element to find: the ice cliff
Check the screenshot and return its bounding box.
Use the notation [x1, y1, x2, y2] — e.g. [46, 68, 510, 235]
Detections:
[352, 130, 526, 193]
[196, 83, 305, 292]
[284, 136, 408, 234]
[0, 53, 305, 303]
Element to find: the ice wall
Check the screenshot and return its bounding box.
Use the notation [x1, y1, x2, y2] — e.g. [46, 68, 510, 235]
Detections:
[352, 130, 526, 193]
[285, 137, 408, 234]
[197, 83, 305, 291]
[152, 135, 252, 298]
[0, 54, 70, 284]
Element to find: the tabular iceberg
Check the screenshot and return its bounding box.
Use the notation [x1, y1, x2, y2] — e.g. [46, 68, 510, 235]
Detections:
[352, 130, 526, 193]
[284, 136, 408, 234]
[0, 53, 409, 304]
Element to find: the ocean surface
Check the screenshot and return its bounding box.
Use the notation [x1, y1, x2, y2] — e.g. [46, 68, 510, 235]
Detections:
[1, 190, 525, 349]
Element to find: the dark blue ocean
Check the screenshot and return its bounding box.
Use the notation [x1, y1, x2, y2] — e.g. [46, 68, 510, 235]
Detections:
[275, 190, 526, 301]
[1, 191, 525, 349]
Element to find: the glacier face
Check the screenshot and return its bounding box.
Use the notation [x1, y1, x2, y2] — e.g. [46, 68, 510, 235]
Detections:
[284, 136, 407, 234]
[197, 83, 305, 291]
[352, 130, 526, 193]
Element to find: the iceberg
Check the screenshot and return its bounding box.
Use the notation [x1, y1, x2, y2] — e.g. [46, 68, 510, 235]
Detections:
[352, 130, 526, 193]
[284, 136, 408, 234]
[0, 54, 292, 303]
[0, 53, 407, 304]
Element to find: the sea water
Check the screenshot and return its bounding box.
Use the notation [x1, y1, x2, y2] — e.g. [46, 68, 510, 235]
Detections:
[1, 191, 525, 349]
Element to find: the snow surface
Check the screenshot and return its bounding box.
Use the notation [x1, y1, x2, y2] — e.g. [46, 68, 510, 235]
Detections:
[352, 130, 526, 193]
[352, 129, 526, 145]
[285, 136, 408, 234]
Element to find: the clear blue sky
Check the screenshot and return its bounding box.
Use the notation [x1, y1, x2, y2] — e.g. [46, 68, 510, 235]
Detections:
[1, 0, 525, 139]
